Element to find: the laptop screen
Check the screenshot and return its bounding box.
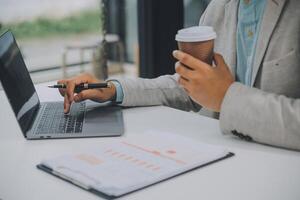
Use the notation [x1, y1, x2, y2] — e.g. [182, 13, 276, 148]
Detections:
[0, 31, 40, 135]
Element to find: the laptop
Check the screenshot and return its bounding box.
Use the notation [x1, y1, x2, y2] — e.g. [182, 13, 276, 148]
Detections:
[0, 31, 124, 139]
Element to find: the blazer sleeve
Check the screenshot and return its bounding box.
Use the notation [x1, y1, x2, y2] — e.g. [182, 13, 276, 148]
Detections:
[220, 82, 300, 151]
[110, 2, 219, 112]
[114, 74, 202, 112]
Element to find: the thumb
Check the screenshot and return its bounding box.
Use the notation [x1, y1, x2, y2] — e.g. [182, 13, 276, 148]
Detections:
[213, 53, 225, 67]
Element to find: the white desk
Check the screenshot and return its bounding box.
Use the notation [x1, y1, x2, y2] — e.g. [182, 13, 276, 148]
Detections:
[1, 83, 300, 200]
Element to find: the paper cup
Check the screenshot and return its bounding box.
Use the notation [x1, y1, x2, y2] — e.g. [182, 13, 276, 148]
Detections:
[175, 26, 216, 65]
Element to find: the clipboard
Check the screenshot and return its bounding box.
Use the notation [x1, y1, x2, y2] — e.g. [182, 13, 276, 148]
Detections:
[37, 132, 234, 199]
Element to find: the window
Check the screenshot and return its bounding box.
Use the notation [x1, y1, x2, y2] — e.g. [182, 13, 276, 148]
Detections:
[0, 0, 130, 83]
[0, 0, 210, 83]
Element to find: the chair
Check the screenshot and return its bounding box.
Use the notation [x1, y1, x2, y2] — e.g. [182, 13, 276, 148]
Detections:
[61, 34, 125, 79]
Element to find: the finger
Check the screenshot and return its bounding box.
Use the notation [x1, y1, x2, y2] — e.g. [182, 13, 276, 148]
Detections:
[74, 90, 91, 102]
[74, 89, 105, 102]
[64, 93, 71, 113]
[172, 50, 211, 71]
[65, 80, 76, 103]
[178, 76, 188, 86]
[57, 79, 67, 97]
[175, 62, 194, 80]
[178, 77, 192, 93]
[213, 53, 225, 67]
[182, 87, 190, 94]
[213, 53, 232, 74]
[58, 88, 66, 97]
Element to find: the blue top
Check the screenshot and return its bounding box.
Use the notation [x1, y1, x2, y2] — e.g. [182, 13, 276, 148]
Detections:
[236, 0, 267, 85]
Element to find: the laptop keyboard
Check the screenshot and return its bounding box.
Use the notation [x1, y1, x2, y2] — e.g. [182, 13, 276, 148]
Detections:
[36, 102, 85, 134]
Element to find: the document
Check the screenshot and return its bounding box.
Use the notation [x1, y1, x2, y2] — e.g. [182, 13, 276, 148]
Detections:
[38, 131, 233, 198]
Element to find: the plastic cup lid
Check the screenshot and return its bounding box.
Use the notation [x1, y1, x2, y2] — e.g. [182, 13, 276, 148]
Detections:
[175, 26, 217, 42]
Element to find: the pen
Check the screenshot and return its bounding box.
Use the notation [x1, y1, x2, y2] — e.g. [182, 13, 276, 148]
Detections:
[48, 82, 111, 92]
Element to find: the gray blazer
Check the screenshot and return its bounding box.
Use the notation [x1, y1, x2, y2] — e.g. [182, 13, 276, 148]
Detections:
[115, 0, 300, 150]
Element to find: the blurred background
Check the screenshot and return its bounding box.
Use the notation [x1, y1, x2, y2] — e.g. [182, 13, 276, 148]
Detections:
[0, 0, 211, 83]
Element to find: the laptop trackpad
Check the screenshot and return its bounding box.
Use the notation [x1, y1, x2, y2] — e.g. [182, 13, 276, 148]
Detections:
[82, 104, 124, 136]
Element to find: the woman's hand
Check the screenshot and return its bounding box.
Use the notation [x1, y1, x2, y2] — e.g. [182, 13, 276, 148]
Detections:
[57, 73, 116, 113]
[173, 50, 234, 112]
